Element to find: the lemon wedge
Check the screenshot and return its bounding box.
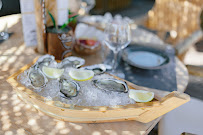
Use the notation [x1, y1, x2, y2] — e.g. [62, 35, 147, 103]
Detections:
[129, 90, 154, 102]
[69, 69, 94, 81]
[42, 66, 64, 79]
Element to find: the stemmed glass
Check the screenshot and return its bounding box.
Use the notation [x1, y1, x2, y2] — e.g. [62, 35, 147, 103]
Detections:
[104, 20, 131, 77]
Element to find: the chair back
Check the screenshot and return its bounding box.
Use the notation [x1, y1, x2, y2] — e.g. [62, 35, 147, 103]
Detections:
[147, 0, 203, 44]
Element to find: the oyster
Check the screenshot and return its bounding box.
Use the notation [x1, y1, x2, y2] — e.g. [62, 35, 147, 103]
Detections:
[59, 56, 85, 68]
[37, 54, 55, 63]
[81, 64, 106, 75]
[59, 79, 80, 98]
[92, 79, 129, 93]
[36, 54, 56, 69]
[28, 66, 48, 89]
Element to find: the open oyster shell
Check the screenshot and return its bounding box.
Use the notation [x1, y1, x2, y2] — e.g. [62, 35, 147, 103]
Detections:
[59, 56, 85, 69]
[81, 64, 106, 75]
[59, 79, 80, 98]
[35, 54, 57, 69]
[92, 78, 129, 93]
[28, 65, 48, 89]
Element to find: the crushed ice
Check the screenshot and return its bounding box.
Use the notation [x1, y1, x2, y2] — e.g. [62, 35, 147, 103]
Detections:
[17, 63, 135, 107]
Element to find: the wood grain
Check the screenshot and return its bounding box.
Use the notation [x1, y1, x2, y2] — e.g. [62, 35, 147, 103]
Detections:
[34, 0, 47, 54]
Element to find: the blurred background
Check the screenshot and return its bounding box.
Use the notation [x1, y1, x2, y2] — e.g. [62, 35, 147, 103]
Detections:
[0, 0, 20, 16]
[0, 0, 154, 17]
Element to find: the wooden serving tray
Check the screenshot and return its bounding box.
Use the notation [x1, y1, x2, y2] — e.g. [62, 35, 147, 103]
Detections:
[7, 60, 190, 123]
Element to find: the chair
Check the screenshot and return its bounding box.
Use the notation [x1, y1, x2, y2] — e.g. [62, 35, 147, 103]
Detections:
[145, 0, 203, 61]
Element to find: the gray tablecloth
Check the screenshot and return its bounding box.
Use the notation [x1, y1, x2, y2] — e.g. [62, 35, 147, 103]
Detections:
[119, 44, 177, 92]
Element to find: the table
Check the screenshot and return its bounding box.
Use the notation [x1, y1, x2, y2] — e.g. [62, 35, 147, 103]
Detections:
[0, 14, 189, 135]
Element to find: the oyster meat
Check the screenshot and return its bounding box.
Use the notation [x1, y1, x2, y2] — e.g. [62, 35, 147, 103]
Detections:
[59, 56, 85, 68]
[92, 79, 129, 93]
[81, 64, 106, 75]
[28, 66, 48, 89]
[59, 79, 80, 98]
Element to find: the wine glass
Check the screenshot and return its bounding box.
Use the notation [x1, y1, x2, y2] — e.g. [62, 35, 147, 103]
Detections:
[78, 0, 95, 15]
[104, 20, 131, 77]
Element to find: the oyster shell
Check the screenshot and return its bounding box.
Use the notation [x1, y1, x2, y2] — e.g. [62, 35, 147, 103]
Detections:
[28, 66, 48, 89]
[92, 79, 129, 93]
[59, 79, 80, 98]
[36, 55, 56, 69]
[81, 64, 106, 75]
[59, 56, 85, 68]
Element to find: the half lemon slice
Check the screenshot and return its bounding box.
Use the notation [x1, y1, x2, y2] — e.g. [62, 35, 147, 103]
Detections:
[69, 69, 94, 81]
[129, 90, 154, 102]
[42, 66, 64, 79]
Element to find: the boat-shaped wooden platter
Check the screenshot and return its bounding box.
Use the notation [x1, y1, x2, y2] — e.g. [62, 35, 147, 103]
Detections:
[7, 59, 190, 123]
